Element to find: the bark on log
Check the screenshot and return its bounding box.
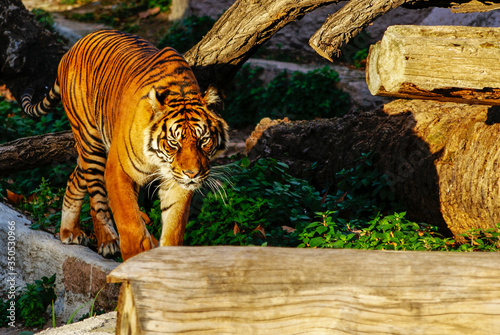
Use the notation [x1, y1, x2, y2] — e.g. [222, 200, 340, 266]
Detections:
[309, 0, 408, 61]
[367, 25, 500, 105]
[108, 246, 500, 335]
[248, 99, 500, 239]
[0, 131, 76, 176]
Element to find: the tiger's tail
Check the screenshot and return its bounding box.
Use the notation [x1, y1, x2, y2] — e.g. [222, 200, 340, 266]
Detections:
[22, 79, 61, 118]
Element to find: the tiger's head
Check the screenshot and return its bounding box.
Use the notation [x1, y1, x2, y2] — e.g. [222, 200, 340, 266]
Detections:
[145, 86, 228, 191]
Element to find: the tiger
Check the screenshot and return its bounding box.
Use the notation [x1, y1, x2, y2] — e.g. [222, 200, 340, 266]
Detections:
[22, 30, 228, 261]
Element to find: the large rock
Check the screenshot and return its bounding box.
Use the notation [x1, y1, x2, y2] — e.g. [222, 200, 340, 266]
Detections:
[0, 203, 119, 323]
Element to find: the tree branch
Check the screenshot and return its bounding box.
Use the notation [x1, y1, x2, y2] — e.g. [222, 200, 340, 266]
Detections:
[309, 0, 410, 62]
[184, 0, 341, 90]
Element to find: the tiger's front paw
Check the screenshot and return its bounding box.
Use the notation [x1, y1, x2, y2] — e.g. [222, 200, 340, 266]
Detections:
[60, 228, 89, 246]
[98, 238, 121, 259]
[120, 234, 156, 261]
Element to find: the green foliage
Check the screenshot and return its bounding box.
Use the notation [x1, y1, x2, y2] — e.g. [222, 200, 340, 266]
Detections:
[353, 48, 369, 68]
[18, 179, 92, 234]
[0, 299, 11, 327]
[145, 0, 173, 14]
[297, 212, 500, 252]
[0, 98, 72, 194]
[16, 274, 56, 329]
[19, 179, 65, 232]
[331, 152, 398, 220]
[180, 154, 500, 252]
[0, 99, 69, 144]
[457, 225, 500, 251]
[144, 198, 162, 240]
[31, 8, 55, 32]
[297, 211, 448, 250]
[184, 157, 327, 247]
[157, 15, 216, 53]
[224, 65, 351, 128]
[71, 0, 172, 31]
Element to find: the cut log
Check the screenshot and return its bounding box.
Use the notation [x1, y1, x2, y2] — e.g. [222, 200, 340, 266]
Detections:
[366, 25, 500, 105]
[108, 246, 500, 335]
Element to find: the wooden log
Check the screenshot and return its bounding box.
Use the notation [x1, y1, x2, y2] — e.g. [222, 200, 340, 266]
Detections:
[366, 25, 500, 105]
[108, 246, 500, 335]
[0, 131, 76, 176]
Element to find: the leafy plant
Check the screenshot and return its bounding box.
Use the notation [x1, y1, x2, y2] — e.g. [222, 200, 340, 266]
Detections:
[0, 98, 69, 144]
[16, 274, 57, 329]
[297, 211, 450, 250]
[18, 179, 65, 232]
[224, 65, 351, 128]
[71, 0, 172, 32]
[331, 152, 399, 220]
[31, 8, 55, 32]
[457, 225, 500, 252]
[353, 48, 369, 68]
[0, 299, 12, 327]
[183, 157, 328, 247]
[17, 179, 93, 236]
[0, 98, 72, 194]
[157, 15, 216, 53]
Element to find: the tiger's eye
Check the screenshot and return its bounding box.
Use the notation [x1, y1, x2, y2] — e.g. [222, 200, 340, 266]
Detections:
[200, 136, 211, 146]
[167, 139, 179, 148]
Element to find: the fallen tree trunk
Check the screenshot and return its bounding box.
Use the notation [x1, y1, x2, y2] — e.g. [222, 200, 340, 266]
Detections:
[248, 99, 500, 239]
[0, 131, 76, 176]
[108, 246, 500, 335]
[367, 25, 500, 105]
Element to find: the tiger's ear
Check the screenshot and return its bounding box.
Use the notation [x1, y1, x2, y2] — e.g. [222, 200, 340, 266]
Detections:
[148, 87, 160, 113]
[148, 87, 169, 113]
[203, 85, 224, 115]
[203, 86, 229, 156]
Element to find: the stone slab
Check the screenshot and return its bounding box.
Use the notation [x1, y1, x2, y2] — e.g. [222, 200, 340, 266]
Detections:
[0, 203, 118, 323]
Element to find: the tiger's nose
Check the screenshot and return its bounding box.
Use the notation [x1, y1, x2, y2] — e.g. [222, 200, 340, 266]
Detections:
[183, 169, 199, 179]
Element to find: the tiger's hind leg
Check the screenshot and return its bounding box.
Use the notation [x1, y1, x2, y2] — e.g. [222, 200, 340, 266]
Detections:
[79, 150, 121, 259]
[62, 149, 120, 258]
[60, 165, 89, 246]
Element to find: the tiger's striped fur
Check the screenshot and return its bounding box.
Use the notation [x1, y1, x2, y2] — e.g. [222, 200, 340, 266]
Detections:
[22, 30, 228, 260]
